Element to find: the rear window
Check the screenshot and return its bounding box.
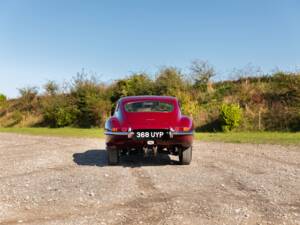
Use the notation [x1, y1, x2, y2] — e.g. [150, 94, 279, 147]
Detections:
[124, 101, 174, 112]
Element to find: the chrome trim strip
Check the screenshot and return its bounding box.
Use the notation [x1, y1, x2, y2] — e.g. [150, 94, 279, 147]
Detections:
[105, 130, 193, 136]
[172, 131, 194, 135]
[104, 131, 129, 136]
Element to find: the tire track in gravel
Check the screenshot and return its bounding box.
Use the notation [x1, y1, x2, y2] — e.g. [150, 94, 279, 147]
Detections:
[119, 168, 175, 225]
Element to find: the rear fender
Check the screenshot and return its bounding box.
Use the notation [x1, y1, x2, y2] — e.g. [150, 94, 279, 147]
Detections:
[177, 116, 194, 131]
[105, 117, 121, 131]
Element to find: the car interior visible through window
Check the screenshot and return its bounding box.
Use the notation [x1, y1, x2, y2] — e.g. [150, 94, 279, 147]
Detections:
[125, 101, 174, 112]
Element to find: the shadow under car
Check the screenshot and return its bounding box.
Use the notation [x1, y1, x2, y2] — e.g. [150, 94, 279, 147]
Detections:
[72, 149, 180, 167]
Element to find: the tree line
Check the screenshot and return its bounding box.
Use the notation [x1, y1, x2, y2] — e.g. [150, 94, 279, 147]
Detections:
[0, 61, 300, 131]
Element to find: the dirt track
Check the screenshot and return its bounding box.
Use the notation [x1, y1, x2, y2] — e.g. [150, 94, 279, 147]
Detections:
[0, 133, 299, 225]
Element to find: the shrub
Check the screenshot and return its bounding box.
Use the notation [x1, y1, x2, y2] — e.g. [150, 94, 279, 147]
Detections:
[18, 86, 39, 111]
[0, 94, 7, 109]
[42, 95, 78, 127]
[177, 92, 200, 119]
[111, 73, 154, 102]
[55, 107, 76, 127]
[11, 111, 23, 123]
[18, 87, 38, 102]
[155, 67, 186, 96]
[0, 94, 6, 102]
[220, 103, 242, 132]
[70, 73, 110, 127]
[44, 81, 59, 96]
[3, 111, 23, 127]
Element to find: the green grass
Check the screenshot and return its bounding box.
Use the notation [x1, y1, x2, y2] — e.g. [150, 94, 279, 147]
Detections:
[0, 127, 104, 138]
[196, 132, 300, 145]
[0, 127, 300, 145]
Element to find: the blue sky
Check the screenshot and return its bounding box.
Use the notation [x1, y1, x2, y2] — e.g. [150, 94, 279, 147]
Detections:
[0, 0, 299, 97]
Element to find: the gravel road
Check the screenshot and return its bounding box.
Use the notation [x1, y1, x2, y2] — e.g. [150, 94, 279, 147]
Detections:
[0, 133, 299, 225]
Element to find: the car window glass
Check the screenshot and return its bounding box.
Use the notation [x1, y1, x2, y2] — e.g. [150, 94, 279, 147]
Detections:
[125, 101, 174, 112]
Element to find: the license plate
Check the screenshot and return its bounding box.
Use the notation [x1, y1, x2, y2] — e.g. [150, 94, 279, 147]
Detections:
[135, 131, 167, 139]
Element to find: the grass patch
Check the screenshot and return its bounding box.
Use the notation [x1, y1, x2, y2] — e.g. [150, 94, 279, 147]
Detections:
[0, 128, 300, 145]
[0, 127, 104, 139]
[196, 132, 300, 145]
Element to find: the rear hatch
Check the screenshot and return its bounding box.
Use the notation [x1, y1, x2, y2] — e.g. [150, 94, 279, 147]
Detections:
[124, 112, 177, 130]
[122, 99, 179, 130]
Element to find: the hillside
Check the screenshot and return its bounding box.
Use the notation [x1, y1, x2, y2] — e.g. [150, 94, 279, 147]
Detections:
[0, 68, 299, 132]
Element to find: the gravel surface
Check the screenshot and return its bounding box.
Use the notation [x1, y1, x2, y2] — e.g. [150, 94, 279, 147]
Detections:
[0, 133, 299, 225]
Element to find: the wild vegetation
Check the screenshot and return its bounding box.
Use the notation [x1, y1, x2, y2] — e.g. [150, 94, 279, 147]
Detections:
[1, 127, 300, 145]
[0, 61, 299, 131]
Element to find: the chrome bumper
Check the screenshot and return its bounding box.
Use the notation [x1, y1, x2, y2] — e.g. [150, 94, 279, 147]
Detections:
[104, 131, 129, 136]
[104, 130, 193, 137]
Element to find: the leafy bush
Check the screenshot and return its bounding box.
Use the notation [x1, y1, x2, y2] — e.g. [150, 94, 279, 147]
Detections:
[0, 94, 6, 102]
[0, 94, 7, 110]
[70, 73, 111, 127]
[177, 92, 200, 119]
[111, 73, 154, 102]
[1, 66, 300, 131]
[55, 107, 76, 127]
[155, 67, 186, 96]
[42, 95, 78, 127]
[220, 103, 242, 132]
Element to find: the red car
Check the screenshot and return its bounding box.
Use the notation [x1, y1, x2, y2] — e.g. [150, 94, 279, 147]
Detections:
[104, 96, 194, 165]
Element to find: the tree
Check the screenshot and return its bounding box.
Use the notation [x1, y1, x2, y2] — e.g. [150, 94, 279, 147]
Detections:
[190, 60, 215, 90]
[44, 81, 59, 96]
[155, 67, 186, 96]
[110, 73, 154, 102]
[18, 86, 38, 101]
[70, 72, 111, 127]
[18, 86, 39, 111]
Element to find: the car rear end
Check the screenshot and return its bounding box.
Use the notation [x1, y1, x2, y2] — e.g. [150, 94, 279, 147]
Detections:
[105, 96, 193, 164]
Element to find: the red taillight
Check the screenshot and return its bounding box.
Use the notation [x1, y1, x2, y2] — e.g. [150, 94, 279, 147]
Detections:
[112, 127, 128, 132]
[183, 127, 190, 131]
[174, 127, 190, 132]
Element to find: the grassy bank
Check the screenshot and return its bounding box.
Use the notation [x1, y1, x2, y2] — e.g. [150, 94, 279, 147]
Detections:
[195, 132, 300, 145]
[0, 127, 104, 138]
[0, 127, 300, 146]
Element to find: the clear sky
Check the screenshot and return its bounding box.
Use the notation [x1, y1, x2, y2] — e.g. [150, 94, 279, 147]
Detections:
[0, 0, 299, 97]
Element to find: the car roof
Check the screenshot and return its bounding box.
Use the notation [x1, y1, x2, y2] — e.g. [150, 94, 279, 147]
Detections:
[119, 95, 177, 103]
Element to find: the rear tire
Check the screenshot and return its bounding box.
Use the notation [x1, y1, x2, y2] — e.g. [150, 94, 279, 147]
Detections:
[179, 146, 192, 165]
[107, 147, 119, 165]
